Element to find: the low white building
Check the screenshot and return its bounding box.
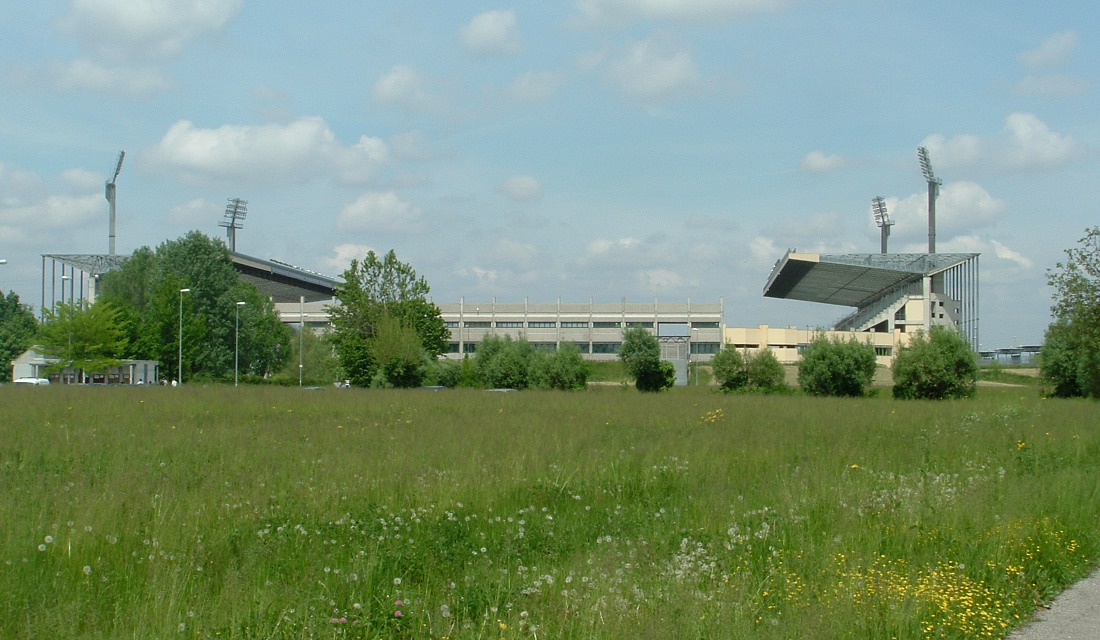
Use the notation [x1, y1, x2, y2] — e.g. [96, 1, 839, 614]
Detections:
[12, 348, 160, 385]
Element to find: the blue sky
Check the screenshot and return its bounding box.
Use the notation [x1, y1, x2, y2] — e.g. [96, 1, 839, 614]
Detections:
[1, 1, 1096, 349]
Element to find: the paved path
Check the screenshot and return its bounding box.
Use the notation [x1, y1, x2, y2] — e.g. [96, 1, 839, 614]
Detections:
[1007, 570, 1100, 639]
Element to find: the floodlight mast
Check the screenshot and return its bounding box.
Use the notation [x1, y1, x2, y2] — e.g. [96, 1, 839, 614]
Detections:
[917, 146, 942, 254]
[218, 198, 248, 252]
[104, 151, 125, 255]
[872, 196, 893, 254]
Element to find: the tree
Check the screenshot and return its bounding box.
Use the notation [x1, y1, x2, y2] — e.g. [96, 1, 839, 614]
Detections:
[891, 327, 977, 400]
[369, 312, 427, 388]
[620, 326, 674, 392]
[713, 345, 786, 393]
[532, 343, 590, 391]
[37, 301, 129, 379]
[1042, 226, 1100, 398]
[1, 290, 38, 383]
[329, 250, 447, 387]
[474, 334, 534, 389]
[797, 335, 877, 397]
[98, 231, 292, 381]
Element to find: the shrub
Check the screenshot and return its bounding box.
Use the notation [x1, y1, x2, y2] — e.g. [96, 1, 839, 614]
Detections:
[620, 327, 674, 392]
[531, 343, 590, 391]
[712, 346, 786, 393]
[891, 327, 978, 399]
[474, 335, 534, 389]
[797, 335, 877, 397]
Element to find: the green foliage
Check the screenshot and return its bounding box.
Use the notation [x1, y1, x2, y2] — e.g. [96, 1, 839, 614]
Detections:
[1043, 227, 1100, 397]
[273, 328, 341, 386]
[0, 289, 37, 383]
[329, 250, 447, 386]
[713, 346, 787, 393]
[4, 387, 1100, 638]
[891, 327, 978, 399]
[369, 313, 427, 388]
[531, 342, 590, 390]
[619, 326, 674, 392]
[797, 335, 877, 397]
[97, 231, 291, 382]
[712, 344, 748, 391]
[745, 348, 787, 393]
[36, 301, 129, 376]
[473, 335, 534, 389]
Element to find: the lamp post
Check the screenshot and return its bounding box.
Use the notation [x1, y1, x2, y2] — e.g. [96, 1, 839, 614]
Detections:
[178, 288, 190, 385]
[61, 274, 72, 383]
[235, 301, 246, 386]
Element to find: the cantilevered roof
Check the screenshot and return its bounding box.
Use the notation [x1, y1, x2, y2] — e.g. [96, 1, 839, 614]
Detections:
[229, 252, 339, 303]
[43, 254, 128, 275]
[763, 252, 978, 308]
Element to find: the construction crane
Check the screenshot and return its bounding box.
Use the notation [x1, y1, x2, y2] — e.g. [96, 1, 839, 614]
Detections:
[105, 151, 125, 255]
[872, 196, 893, 254]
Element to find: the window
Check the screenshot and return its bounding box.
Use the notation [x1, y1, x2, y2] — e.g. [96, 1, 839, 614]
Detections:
[528, 321, 556, 328]
[874, 346, 891, 356]
[464, 321, 491, 328]
[448, 342, 460, 353]
[496, 321, 523, 328]
[691, 321, 720, 329]
[626, 321, 653, 328]
[561, 321, 588, 328]
[573, 342, 591, 353]
[592, 342, 621, 354]
[690, 342, 720, 355]
[444, 321, 460, 328]
[531, 342, 557, 352]
[592, 321, 621, 329]
[463, 342, 477, 353]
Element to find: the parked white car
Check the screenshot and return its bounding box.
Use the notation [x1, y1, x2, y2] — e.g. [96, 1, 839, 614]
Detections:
[13, 377, 51, 385]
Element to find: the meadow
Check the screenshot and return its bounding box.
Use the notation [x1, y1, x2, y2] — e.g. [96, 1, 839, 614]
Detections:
[1, 384, 1098, 639]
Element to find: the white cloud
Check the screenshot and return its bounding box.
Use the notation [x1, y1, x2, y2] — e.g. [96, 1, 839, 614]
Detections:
[639, 268, 685, 289]
[607, 36, 701, 99]
[57, 0, 242, 62]
[148, 117, 388, 184]
[919, 113, 1079, 172]
[1015, 74, 1090, 98]
[506, 70, 566, 103]
[990, 239, 1034, 269]
[48, 58, 172, 96]
[460, 10, 521, 56]
[323, 243, 375, 273]
[499, 176, 544, 202]
[885, 182, 1006, 242]
[372, 65, 449, 114]
[166, 198, 219, 226]
[1002, 112, 1080, 168]
[336, 192, 424, 234]
[799, 150, 846, 173]
[572, 0, 794, 27]
[1018, 30, 1077, 69]
[0, 164, 105, 246]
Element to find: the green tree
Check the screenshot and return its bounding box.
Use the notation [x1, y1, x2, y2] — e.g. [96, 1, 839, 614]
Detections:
[0, 290, 38, 383]
[891, 327, 977, 400]
[369, 312, 427, 388]
[797, 335, 877, 397]
[37, 301, 129, 379]
[274, 328, 341, 386]
[98, 231, 292, 382]
[620, 326, 674, 392]
[1042, 227, 1100, 397]
[328, 250, 447, 386]
[474, 334, 534, 389]
[713, 345, 786, 393]
[531, 343, 590, 391]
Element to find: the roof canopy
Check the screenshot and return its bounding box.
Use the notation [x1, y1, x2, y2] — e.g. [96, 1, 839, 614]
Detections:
[763, 252, 978, 308]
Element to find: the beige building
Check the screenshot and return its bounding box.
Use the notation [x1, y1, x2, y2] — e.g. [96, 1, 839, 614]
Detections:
[723, 325, 913, 367]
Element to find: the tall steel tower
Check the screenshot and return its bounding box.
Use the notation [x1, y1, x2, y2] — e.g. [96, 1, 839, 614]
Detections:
[105, 151, 125, 255]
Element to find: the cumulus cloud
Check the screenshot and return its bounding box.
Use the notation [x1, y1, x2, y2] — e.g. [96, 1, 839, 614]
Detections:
[336, 192, 424, 234]
[0, 191, 102, 246]
[884, 182, 1006, 243]
[57, 0, 241, 62]
[490, 238, 540, 270]
[607, 36, 701, 99]
[1018, 30, 1077, 69]
[147, 116, 388, 184]
[506, 70, 566, 103]
[919, 113, 1079, 173]
[799, 151, 846, 173]
[990, 239, 1033, 269]
[460, 9, 521, 56]
[498, 176, 543, 202]
[571, 0, 794, 27]
[323, 243, 375, 272]
[372, 65, 450, 114]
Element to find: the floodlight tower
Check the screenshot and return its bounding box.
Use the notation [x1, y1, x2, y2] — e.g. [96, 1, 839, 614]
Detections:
[917, 146, 942, 254]
[105, 151, 125, 255]
[219, 198, 248, 252]
[872, 196, 893, 254]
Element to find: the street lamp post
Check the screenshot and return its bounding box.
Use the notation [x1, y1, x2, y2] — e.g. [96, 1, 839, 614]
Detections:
[61, 274, 72, 384]
[235, 301, 246, 386]
[178, 288, 190, 385]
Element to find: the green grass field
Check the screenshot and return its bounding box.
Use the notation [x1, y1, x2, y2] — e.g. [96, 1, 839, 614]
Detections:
[2, 384, 1097, 639]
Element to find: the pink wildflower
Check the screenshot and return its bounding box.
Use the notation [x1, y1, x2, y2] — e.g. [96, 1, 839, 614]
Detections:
[394, 610, 403, 618]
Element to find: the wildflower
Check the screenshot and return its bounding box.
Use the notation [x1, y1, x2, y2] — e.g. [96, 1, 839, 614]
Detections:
[850, 464, 860, 469]
[82, 565, 92, 574]
[394, 577, 402, 586]
[394, 610, 403, 618]
[44, 536, 54, 544]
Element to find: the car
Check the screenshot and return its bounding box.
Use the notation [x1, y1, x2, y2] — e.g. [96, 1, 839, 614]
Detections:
[13, 377, 51, 385]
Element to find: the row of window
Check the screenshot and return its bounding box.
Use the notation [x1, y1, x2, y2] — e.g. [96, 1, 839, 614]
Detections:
[447, 342, 722, 355]
[444, 320, 721, 330]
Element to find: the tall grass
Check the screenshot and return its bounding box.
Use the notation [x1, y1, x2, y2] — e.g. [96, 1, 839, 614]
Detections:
[1, 386, 1098, 639]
